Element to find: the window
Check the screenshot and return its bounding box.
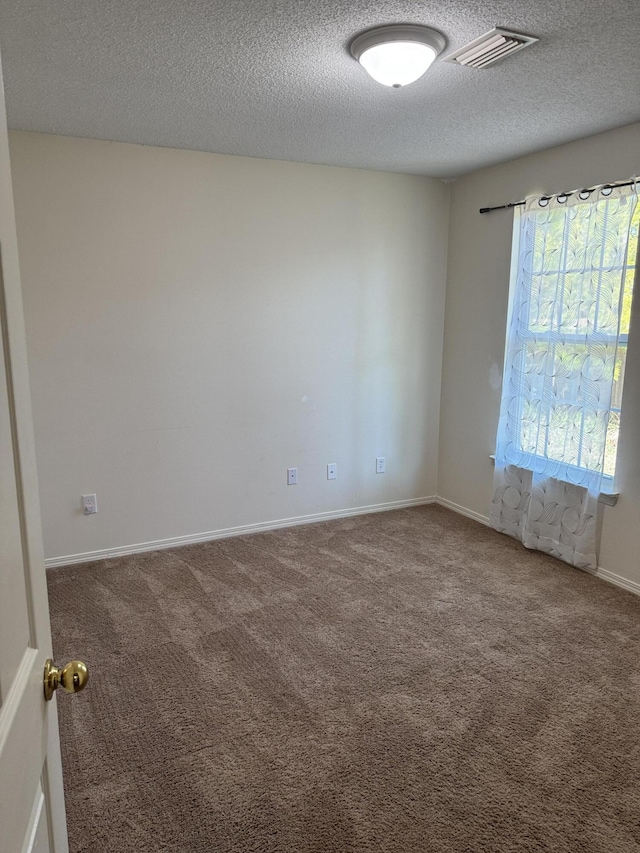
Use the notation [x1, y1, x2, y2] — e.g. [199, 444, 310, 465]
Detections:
[605, 201, 638, 477]
[496, 184, 638, 494]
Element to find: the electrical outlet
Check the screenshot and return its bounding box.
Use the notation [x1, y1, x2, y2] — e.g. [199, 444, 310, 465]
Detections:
[82, 493, 98, 514]
[376, 457, 386, 474]
[327, 463, 337, 480]
[287, 467, 298, 485]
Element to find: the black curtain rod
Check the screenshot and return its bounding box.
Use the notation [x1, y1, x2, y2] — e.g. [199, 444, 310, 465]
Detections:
[479, 178, 639, 214]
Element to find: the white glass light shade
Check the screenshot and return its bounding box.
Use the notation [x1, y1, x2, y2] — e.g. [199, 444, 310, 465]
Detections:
[350, 25, 446, 88]
[359, 41, 437, 87]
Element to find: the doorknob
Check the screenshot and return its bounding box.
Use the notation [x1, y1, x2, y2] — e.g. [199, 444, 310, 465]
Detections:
[43, 659, 89, 701]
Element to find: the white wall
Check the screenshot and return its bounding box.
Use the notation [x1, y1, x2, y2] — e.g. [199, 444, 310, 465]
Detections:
[9, 132, 449, 560]
[439, 122, 640, 588]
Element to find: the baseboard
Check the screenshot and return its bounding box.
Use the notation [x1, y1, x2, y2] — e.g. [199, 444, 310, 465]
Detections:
[45, 496, 437, 568]
[436, 496, 490, 527]
[589, 567, 640, 597]
[437, 496, 640, 598]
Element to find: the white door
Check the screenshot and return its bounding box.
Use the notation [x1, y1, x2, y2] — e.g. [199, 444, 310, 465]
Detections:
[0, 51, 74, 853]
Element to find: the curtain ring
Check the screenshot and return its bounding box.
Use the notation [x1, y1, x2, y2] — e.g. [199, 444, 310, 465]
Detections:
[538, 197, 550, 207]
[557, 194, 568, 204]
[601, 185, 613, 196]
[578, 190, 591, 200]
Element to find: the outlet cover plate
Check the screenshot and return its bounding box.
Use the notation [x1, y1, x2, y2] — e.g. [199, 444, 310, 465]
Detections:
[82, 493, 98, 514]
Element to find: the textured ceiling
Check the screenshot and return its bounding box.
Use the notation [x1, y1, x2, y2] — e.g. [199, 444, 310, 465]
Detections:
[1, 0, 639, 177]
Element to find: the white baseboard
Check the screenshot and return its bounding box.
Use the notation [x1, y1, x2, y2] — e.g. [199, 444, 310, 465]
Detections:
[436, 496, 640, 597]
[589, 566, 640, 597]
[45, 496, 437, 569]
[436, 496, 490, 527]
[46, 494, 640, 598]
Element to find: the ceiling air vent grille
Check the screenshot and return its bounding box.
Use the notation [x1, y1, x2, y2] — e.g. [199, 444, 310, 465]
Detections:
[445, 27, 538, 69]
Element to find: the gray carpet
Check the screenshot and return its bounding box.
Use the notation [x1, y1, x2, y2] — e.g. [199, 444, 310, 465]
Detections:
[47, 505, 640, 852]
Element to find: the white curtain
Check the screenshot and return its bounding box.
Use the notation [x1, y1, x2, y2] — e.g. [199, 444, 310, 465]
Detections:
[490, 183, 638, 570]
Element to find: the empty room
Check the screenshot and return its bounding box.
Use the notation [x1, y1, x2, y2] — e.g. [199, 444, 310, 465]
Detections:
[1, 1, 639, 851]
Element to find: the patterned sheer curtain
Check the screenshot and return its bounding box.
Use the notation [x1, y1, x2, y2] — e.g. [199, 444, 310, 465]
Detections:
[490, 182, 638, 570]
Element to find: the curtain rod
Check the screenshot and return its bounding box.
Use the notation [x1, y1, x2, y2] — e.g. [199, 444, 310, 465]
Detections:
[479, 177, 639, 214]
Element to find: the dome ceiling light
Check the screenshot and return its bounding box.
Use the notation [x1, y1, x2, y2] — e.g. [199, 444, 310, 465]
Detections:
[350, 24, 446, 88]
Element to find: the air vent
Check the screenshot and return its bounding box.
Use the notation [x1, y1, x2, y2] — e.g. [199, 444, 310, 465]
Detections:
[444, 27, 538, 69]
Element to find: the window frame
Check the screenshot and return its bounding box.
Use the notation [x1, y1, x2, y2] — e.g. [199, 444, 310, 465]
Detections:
[501, 193, 639, 495]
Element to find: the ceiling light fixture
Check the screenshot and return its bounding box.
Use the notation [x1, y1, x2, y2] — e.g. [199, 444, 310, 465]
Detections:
[350, 24, 446, 88]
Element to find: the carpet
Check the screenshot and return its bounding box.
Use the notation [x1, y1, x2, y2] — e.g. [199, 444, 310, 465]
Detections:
[47, 505, 640, 852]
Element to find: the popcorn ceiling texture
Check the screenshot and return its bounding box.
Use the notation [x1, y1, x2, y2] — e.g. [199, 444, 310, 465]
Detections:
[2, 0, 640, 176]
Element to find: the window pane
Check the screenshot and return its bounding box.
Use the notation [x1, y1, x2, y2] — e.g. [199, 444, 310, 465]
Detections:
[604, 411, 620, 478]
[505, 192, 638, 485]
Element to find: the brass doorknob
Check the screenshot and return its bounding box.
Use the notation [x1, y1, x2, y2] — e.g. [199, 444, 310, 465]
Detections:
[43, 659, 89, 701]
